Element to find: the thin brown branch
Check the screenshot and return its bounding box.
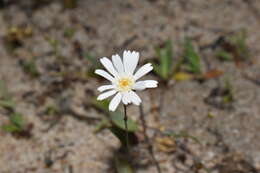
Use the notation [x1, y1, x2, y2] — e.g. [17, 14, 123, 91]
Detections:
[139, 104, 162, 173]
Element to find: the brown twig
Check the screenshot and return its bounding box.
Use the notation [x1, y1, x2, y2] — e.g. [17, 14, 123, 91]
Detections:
[139, 104, 162, 173]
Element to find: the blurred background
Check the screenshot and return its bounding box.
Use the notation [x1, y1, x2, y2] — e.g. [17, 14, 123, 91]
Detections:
[0, 0, 260, 173]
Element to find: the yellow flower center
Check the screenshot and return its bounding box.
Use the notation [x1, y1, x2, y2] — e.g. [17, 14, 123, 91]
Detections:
[117, 77, 133, 92]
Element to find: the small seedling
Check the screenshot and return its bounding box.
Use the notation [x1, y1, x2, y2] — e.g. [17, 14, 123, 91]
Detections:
[45, 37, 59, 56]
[216, 50, 232, 61]
[1, 113, 33, 138]
[0, 81, 33, 138]
[215, 30, 250, 64]
[183, 37, 201, 74]
[204, 77, 234, 109]
[228, 30, 249, 61]
[20, 59, 40, 78]
[222, 77, 234, 104]
[0, 99, 16, 110]
[153, 40, 173, 81]
[2, 113, 24, 133]
[45, 105, 59, 116]
[63, 27, 75, 38]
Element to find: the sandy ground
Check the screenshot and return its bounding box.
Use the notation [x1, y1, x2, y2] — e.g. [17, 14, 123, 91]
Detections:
[0, 0, 260, 172]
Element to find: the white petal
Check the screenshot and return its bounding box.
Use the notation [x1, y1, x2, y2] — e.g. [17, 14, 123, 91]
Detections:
[133, 63, 153, 80]
[97, 90, 117, 100]
[144, 80, 158, 88]
[97, 85, 115, 92]
[122, 92, 131, 105]
[95, 69, 115, 82]
[129, 91, 141, 105]
[133, 81, 146, 90]
[123, 50, 131, 73]
[100, 57, 119, 78]
[123, 50, 139, 74]
[109, 92, 122, 111]
[112, 54, 124, 73]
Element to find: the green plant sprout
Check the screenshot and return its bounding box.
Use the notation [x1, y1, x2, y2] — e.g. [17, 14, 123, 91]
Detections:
[183, 37, 201, 74]
[153, 40, 173, 81]
[20, 59, 40, 78]
[163, 130, 201, 144]
[63, 27, 75, 38]
[152, 38, 203, 83]
[215, 30, 250, 63]
[2, 113, 24, 133]
[216, 50, 232, 61]
[227, 30, 249, 61]
[45, 37, 60, 56]
[222, 77, 234, 104]
[0, 80, 32, 137]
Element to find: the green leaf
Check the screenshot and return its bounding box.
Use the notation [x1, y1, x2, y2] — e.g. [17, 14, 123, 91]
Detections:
[1, 113, 24, 133]
[114, 153, 134, 173]
[222, 77, 233, 103]
[63, 27, 75, 38]
[109, 125, 138, 147]
[236, 30, 249, 60]
[164, 131, 201, 144]
[84, 53, 101, 69]
[91, 98, 110, 112]
[110, 111, 138, 132]
[154, 40, 173, 80]
[45, 105, 59, 115]
[152, 62, 162, 78]
[0, 99, 16, 110]
[93, 118, 110, 133]
[2, 124, 21, 133]
[216, 50, 232, 61]
[10, 113, 24, 129]
[183, 38, 201, 74]
[21, 60, 40, 78]
[228, 29, 249, 60]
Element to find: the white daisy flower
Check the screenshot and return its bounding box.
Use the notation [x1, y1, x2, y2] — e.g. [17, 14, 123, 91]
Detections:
[95, 50, 158, 111]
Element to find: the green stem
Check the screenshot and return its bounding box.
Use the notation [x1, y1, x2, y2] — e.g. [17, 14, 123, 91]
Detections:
[123, 105, 129, 151]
